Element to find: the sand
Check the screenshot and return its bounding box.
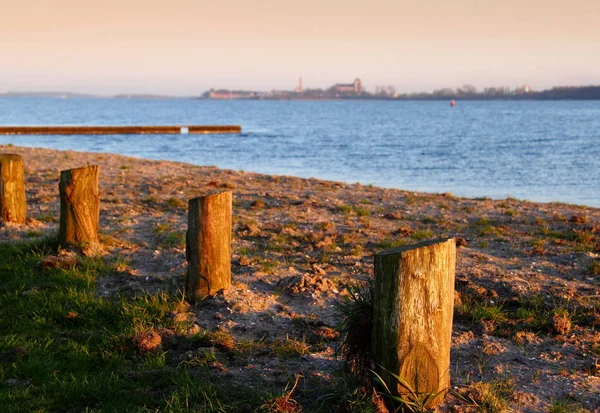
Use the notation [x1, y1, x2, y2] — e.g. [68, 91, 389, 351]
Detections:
[1, 145, 599, 412]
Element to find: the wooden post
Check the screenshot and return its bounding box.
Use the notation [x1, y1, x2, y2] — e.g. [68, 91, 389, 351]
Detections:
[0, 154, 27, 224]
[59, 165, 100, 246]
[372, 238, 455, 408]
[186, 191, 232, 302]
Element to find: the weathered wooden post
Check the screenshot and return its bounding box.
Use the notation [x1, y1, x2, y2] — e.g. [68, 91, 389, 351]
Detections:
[186, 191, 232, 303]
[59, 165, 100, 246]
[0, 154, 27, 224]
[372, 238, 455, 408]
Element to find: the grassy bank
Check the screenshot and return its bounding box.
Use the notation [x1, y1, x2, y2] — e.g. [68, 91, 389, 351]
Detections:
[0, 238, 328, 412]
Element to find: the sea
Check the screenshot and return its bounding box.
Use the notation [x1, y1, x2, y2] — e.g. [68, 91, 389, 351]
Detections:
[0, 97, 598, 207]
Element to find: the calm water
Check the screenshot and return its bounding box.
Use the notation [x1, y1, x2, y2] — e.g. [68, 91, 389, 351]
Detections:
[0, 97, 599, 207]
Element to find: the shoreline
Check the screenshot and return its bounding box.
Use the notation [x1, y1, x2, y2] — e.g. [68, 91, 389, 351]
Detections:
[1, 145, 599, 411]
[1, 141, 597, 209]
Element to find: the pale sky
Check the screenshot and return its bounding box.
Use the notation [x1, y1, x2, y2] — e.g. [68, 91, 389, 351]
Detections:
[1, 0, 599, 95]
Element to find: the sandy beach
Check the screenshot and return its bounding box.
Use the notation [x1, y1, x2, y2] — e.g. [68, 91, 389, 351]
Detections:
[1, 144, 599, 412]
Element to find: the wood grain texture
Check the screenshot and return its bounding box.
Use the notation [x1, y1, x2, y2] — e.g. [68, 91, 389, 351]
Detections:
[0, 154, 27, 224]
[59, 165, 100, 246]
[372, 238, 456, 408]
[186, 191, 232, 302]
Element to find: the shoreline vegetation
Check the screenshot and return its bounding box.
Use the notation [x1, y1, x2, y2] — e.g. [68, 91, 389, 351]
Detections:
[1, 145, 599, 412]
[2, 85, 600, 101]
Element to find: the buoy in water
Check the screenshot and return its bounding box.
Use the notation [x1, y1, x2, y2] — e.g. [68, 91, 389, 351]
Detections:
[450, 100, 456, 107]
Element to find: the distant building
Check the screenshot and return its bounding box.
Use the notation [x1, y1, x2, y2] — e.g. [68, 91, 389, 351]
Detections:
[295, 76, 303, 93]
[515, 84, 531, 95]
[334, 78, 363, 94]
[270, 90, 293, 98]
[208, 89, 257, 99]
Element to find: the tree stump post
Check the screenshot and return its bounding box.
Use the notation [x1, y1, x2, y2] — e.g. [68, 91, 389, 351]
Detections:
[372, 238, 456, 408]
[0, 154, 27, 224]
[59, 165, 100, 246]
[186, 191, 232, 303]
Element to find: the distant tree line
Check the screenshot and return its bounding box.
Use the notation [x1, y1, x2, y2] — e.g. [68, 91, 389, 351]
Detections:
[533, 86, 600, 100]
[394, 84, 600, 100]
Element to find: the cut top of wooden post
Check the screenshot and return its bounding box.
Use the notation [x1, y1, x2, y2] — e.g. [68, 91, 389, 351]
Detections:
[0, 153, 27, 224]
[372, 237, 456, 408]
[0, 153, 23, 163]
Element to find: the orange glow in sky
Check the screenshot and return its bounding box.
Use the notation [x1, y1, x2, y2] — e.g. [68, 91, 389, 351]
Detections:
[1, 0, 599, 95]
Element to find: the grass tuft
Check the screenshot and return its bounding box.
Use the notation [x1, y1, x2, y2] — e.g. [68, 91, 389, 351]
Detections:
[271, 336, 311, 359]
[337, 280, 374, 377]
[549, 397, 590, 413]
[465, 380, 512, 413]
[588, 261, 600, 276]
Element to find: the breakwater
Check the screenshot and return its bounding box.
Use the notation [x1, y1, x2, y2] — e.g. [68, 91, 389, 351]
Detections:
[0, 125, 241, 135]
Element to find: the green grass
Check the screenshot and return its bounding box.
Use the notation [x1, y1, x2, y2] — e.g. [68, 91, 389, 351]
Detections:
[336, 204, 353, 215]
[455, 291, 597, 338]
[379, 238, 409, 249]
[24, 230, 44, 238]
[467, 380, 512, 413]
[264, 233, 290, 252]
[548, 397, 590, 413]
[162, 231, 186, 249]
[588, 261, 600, 276]
[153, 222, 172, 235]
[319, 374, 379, 413]
[166, 197, 187, 209]
[152, 223, 185, 249]
[337, 281, 373, 376]
[420, 216, 437, 224]
[478, 225, 504, 237]
[270, 336, 311, 359]
[336, 203, 371, 217]
[143, 195, 160, 205]
[410, 229, 435, 241]
[355, 206, 370, 217]
[469, 304, 507, 323]
[35, 212, 56, 223]
[255, 257, 278, 274]
[0, 238, 266, 412]
[0, 236, 400, 412]
[540, 227, 597, 252]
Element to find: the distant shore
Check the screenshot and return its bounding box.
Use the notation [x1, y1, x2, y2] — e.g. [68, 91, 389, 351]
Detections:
[2, 84, 600, 100]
